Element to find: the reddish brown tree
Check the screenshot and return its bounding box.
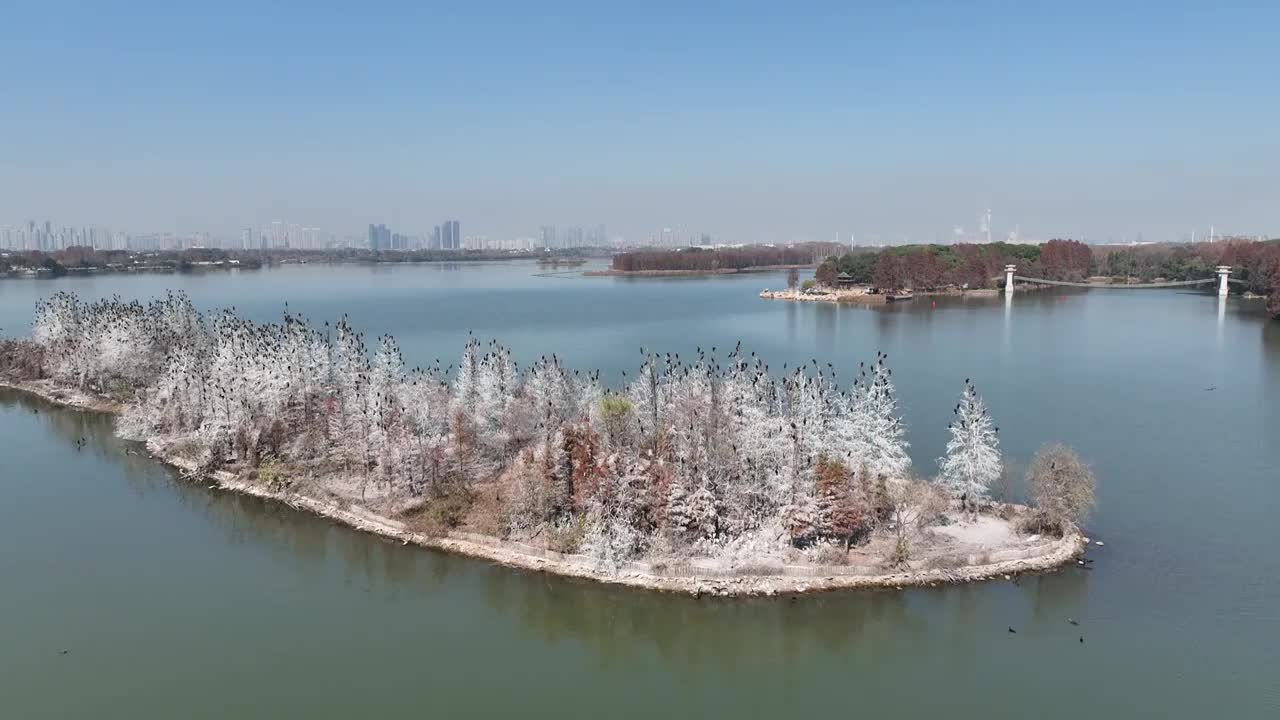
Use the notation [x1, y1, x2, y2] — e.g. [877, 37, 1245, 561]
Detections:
[1040, 239, 1094, 281]
[815, 457, 872, 549]
[565, 423, 605, 512]
[609, 243, 843, 273]
[873, 252, 905, 290]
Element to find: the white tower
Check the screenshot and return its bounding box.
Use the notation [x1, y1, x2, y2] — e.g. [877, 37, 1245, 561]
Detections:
[1216, 266, 1231, 297]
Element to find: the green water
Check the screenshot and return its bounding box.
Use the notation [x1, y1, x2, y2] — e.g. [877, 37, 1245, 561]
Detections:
[2, 263, 1278, 717]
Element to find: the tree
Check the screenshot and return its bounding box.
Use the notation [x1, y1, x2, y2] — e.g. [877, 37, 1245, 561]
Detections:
[583, 456, 648, 568]
[815, 456, 871, 549]
[665, 479, 693, 537]
[1040, 239, 1094, 281]
[873, 252, 904, 290]
[814, 260, 838, 288]
[842, 356, 911, 482]
[1025, 443, 1096, 534]
[885, 479, 947, 566]
[782, 494, 820, 547]
[546, 430, 574, 518]
[686, 484, 720, 539]
[937, 380, 1001, 518]
[473, 342, 518, 459]
[600, 394, 633, 447]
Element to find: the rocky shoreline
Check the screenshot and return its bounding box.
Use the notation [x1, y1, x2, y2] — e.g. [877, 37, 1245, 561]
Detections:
[760, 287, 889, 304]
[760, 286, 1007, 305]
[1, 378, 1088, 597]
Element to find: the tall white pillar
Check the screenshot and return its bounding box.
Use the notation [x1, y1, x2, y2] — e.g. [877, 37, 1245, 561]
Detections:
[1005, 265, 1016, 294]
[1216, 266, 1231, 297]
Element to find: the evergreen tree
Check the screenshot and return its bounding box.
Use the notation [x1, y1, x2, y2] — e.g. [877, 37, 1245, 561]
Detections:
[853, 355, 911, 481]
[937, 380, 1001, 517]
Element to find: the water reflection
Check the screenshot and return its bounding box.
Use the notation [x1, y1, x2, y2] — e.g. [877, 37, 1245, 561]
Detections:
[1003, 292, 1013, 358]
[1218, 293, 1228, 351]
[814, 303, 836, 356]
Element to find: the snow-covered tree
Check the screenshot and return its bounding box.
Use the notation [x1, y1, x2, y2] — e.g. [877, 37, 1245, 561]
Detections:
[686, 483, 720, 540]
[848, 355, 911, 482]
[14, 291, 1036, 568]
[937, 380, 1001, 517]
[581, 455, 648, 569]
[473, 342, 518, 460]
[665, 478, 693, 536]
[450, 335, 482, 422]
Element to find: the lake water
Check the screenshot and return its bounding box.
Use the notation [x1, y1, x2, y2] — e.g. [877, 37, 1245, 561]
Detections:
[2, 262, 1278, 718]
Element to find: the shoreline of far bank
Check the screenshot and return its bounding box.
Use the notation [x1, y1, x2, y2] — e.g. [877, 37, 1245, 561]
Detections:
[0, 378, 1088, 598]
[584, 264, 816, 278]
[760, 286, 1004, 304]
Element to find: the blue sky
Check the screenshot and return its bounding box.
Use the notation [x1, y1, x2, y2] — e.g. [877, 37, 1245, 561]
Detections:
[2, 1, 1276, 243]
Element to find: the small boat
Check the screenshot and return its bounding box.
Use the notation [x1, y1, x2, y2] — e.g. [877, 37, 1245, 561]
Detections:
[886, 291, 914, 302]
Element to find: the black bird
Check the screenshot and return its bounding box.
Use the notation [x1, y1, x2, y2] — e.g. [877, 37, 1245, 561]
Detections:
[1007, 627, 1017, 634]
[1079, 636, 1085, 644]
[1068, 619, 1079, 626]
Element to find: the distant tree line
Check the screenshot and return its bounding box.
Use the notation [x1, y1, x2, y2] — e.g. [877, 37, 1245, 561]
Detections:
[0, 247, 266, 276]
[1, 246, 603, 277]
[1092, 241, 1280, 295]
[611, 243, 844, 273]
[813, 239, 1280, 316]
[815, 240, 1091, 290]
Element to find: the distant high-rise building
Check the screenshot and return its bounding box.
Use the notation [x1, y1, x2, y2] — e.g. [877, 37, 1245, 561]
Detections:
[563, 225, 583, 248]
[367, 223, 391, 251]
[540, 225, 556, 249]
[436, 220, 460, 250]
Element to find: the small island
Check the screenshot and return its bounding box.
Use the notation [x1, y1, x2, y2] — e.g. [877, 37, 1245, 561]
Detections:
[586, 243, 836, 278]
[0, 292, 1096, 595]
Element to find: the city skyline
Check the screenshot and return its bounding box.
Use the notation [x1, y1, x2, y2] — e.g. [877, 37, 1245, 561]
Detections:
[5, 206, 1272, 255]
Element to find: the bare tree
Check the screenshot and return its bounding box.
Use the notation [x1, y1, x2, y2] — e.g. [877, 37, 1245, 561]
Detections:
[1025, 444, 1096, 534]
[885, 478, 946, 566]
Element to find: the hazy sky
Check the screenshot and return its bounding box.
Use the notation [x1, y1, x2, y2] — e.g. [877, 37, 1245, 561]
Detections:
[2, 1, 1277, 244]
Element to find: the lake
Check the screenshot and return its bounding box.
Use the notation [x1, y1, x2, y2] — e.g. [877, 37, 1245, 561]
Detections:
[2, 261, 1278, 718]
